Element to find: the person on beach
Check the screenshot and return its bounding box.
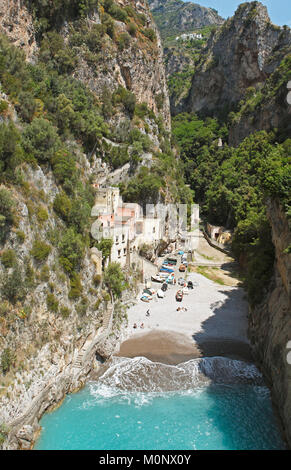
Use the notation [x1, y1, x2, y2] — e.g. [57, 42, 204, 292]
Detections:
[133, 323, 137, 329]
[146, 310, 150, 317]
[140, 323, 145, 329]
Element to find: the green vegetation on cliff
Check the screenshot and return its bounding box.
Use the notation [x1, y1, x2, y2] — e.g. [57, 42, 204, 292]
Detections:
[173, 112, 290, 305]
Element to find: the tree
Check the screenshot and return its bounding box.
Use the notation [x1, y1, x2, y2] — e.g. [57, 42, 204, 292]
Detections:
[0, 188, 15, 243]
[22, 117, 61, 163]
[103, 262, 126, 299]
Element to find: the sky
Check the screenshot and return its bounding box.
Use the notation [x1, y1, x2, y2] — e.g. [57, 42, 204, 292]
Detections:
[186, 0, 291, 26]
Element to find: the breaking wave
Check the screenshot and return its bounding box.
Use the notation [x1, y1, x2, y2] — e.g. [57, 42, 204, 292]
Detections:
[87, 356, 264, 404]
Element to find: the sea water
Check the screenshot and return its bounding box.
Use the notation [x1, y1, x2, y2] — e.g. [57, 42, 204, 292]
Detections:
[35, 357, 285, 450]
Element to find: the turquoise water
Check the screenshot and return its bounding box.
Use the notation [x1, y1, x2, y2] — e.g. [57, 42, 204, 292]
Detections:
[35, 357, 285, 450]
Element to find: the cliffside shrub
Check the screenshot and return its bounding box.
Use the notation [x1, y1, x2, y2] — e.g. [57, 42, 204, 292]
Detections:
[16, 230, 26, 243]
[0, 423, 8, 447]
[0, 348, 15, 375]
[1, 249, 16, 268]
[68, 273, 83, 299]
[30, 240, 52, 262]
[59, 228, 85, 274]
[46, 293, 59, 313]
[1, 263, 26, 304]
[0, 189, 14, 243]
[60, 305, 70, 319]
[53, 192, 72, 222]
[0, 122, 23, 181]
[103, 262, 126, 299]
[22, 118, 61, 164]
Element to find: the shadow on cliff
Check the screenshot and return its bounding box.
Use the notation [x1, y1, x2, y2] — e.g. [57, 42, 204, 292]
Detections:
[192, 287, 253, 362]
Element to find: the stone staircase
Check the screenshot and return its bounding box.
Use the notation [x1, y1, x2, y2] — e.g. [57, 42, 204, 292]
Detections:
[72, 305, 114, 370]
[102, 304, 113, 329]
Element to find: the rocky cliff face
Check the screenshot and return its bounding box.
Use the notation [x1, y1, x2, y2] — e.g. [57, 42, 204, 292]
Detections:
[185, 2, 291, 120]
[248, 200, 291, 447]
[148, 0, 224, 39]
[0, 0, 37, 60]
[0, 0, 174, 449]
[0, 0, 171, 130]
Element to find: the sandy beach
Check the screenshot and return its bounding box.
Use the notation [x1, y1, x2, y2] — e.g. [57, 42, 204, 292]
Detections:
[115, 261, 251, 364]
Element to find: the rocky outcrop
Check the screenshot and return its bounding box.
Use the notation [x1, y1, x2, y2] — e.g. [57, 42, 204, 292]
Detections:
[148, 0, 224, 39]
[3, 316, 118, 450]
[0, 0, 171, 131]
[248, 199, 291, 447]
[73, 2, 171, 131]
[0, 0, 37, 60]
[185, 2, 291, 119]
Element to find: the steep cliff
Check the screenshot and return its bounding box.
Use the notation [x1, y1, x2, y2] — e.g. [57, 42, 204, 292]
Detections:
[248, 200, 291, 446]
[148, 0, 224, 113]
[0, 0, 191, 450]
[148, 0, 224, 39]
[185, 2, 291, 121]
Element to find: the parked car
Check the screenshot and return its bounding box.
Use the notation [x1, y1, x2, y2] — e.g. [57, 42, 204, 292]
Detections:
[176, 290, 183, 302]
[187, 281, 194, 289]
[179, 264, 186, 272]
[161, 283, 168, 292]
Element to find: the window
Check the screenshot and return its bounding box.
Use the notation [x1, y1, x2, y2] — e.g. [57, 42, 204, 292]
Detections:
[118, 250, 121, 258]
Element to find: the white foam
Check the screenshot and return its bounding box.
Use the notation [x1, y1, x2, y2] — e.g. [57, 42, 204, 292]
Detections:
[88, 356, 264, 405]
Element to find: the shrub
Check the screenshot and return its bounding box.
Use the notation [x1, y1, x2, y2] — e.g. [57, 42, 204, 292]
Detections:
[25, 261, 35, 289]
[117, 32, 131, 51]
[46, 293, 59, 313]
[113, 86, 136, 116]
[0, 423, 8, 447]
[0, 122, 23, 180]
[53, 192, 72, 221]
[143, 28, 156, 42]
[16, 230, 26, 243]
[36, 207, 48, 224]
[127, 22, 137, 37]
[30, 240, 52, 262]
[76, 297, 88, 316]
[103, 262, 126, 299]
[0, 348, 15, 375]
[1, 249, 16, 268]
[1, 263, 26, 304]
[102, 13, 115, 39]
[58, 228, 85, 274]
[0, 188, 14, 242]
[93, 274, 102, 286]
[22, 118, 61, 164]
[40, 265, 50, 282]
[68, 273, 83, 299]
[51, 149, 77, 185]
[60, 305, 70, 318]
[0, 100, 8, 115]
